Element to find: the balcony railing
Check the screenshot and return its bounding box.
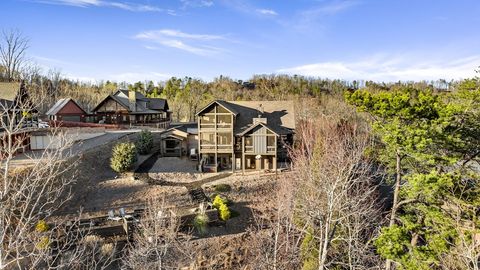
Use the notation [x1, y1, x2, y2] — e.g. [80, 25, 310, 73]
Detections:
[200, 144, 233, 151]
[244, 145, 276, 154]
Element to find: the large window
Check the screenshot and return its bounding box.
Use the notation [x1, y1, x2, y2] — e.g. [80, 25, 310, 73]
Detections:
[216, 114, 232, 128]
[200, 115, 215, 128]
[217, 133, 232, 145]
[200, 132, 215, 145]
[245, 136, 253, 152]
[267, 136, 276, 152]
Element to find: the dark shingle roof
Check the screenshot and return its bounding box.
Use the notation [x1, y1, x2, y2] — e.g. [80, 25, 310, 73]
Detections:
[46, 98, 87, 115]
[197, 100, 295, 136]
[227, 101, 295, 135]
[170, 122, 197, 133]
[92, 90, 168, 114]
[196, 100, 239, 116]
[146, 98, 168, 111]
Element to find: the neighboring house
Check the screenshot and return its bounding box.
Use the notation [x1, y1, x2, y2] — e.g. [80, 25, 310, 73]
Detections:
[0, 81, 38, 127]
[160, 122, 198, 157]
[46, 98, 87, 122]
[196, 100, 295, 172]
[0, 81, 39, 155]
[92, 89, 171, 126]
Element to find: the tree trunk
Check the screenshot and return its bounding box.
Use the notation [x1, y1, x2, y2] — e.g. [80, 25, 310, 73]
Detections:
[385, 151, 402, 270]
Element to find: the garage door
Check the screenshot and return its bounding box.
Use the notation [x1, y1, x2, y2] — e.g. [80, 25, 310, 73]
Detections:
[30, 136, 51, 150]
[62, 115, 81, 122]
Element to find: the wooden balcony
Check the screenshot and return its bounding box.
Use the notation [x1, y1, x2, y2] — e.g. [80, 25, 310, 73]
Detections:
[200, 144, 233, 152]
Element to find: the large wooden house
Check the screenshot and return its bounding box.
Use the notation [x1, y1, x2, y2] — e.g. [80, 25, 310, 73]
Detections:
[196, 100, 295, 172]
[92, 90, 171, 126]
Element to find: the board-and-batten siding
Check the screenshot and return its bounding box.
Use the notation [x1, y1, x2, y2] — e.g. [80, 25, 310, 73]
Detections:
[253, 126, 268, 153]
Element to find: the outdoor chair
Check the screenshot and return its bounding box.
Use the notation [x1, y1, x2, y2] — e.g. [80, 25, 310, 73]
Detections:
[107, 210, 122, 221]
[119, 207, 137, 221]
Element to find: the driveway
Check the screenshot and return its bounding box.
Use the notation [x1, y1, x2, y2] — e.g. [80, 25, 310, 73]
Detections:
[7, 130, 139, 168]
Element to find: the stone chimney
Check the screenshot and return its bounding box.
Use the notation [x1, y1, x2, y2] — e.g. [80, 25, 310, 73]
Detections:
[128, 90, 136, 112]
[253, 103, 267, 124]
[258, 103, 264, 117]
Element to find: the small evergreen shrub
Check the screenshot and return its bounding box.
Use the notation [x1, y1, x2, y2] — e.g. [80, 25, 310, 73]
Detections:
[136, 130, 153, 155]
[36, 236, 50, 250]
[194, 213, 209, 235]
[110, 142, 137, 173]
[213, 184, 231, 192]
[219, 203, 231, 221]
[212, 195, 231, 221]
[212, 195, 227, 209]
[35, 220, 49, 232]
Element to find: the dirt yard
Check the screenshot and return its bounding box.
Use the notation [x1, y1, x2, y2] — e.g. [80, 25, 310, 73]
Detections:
[58, 137, 191, 217]
[148, 157, 223, 184]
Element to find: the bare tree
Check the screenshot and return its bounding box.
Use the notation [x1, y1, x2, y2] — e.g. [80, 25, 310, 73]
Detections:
[0, 29, 29, 82]
[289, 118, 382, 269]
[0, 87, 117, 269]
[122, 197, 191, 269]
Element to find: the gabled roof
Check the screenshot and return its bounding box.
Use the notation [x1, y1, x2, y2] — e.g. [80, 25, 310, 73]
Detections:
[116, 89, 148, 100]
[237, 122, 278, 136]
[0, 82, 37, 112]
[196, 100, 239, 116]
[91, 94, 129, 112]
[196, 100, 295, 135]
[46, 98, 87, 115]
[92, 90, 169, 114]
[219, 100, 295, 135]
[168, 122, 198, 134]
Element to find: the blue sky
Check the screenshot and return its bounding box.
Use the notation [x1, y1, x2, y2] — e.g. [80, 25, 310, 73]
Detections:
[1, 0, 479, 83]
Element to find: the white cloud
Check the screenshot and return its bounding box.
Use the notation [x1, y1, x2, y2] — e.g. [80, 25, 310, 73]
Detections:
[276, 54, 480, 82]
[293, 0, 359, 30]
[134, 29, 227, 56]
[32, 0, 166, 12]
[256, 9, 278, 16]
[180, 0, 213, 8]
[138, 29, 225, 41]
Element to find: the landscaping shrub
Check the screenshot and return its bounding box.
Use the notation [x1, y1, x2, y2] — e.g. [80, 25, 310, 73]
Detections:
[110, 142, 137, 173]
[212, 195, 227, 209]
[194, 213, 209, 235]
[219, 203, 231, 221]
[36, 236, 50, 250]
[213, 183, 231, 192]
[35, 220, 49, 232]
[212, 195, 231, 221]
[136, 130, 153, 155]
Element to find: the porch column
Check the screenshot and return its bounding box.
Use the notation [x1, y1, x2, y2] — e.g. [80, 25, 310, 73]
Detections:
[274, 135, 277, 172]
[242, 136, 245, 174]
[232, 152, 235, 173]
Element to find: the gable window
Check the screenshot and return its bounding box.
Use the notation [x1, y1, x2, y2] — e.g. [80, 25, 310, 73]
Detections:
[217, 114, 232, 128]
[200, 115, 215, 128]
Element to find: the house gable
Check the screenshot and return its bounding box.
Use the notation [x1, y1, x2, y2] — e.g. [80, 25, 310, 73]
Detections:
[58, 99, 86, 115]
[92, 95, 129, 113]
[47, 98, 87, 115]
[196, 100, 238, 116]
